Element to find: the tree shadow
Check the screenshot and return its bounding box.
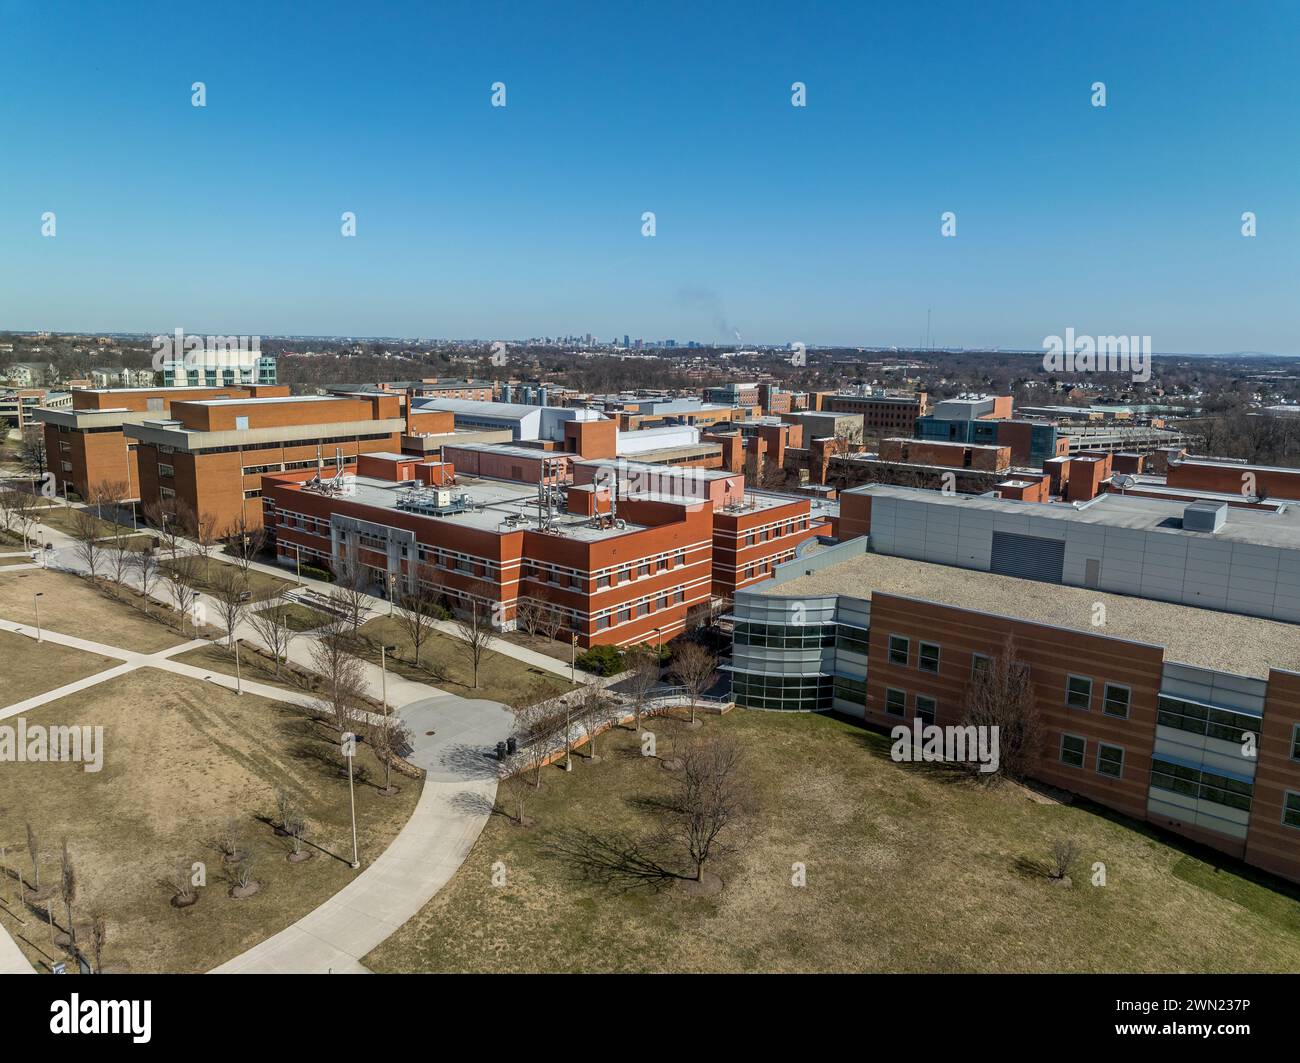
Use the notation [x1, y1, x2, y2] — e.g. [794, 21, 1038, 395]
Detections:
[438, 742, 502, 781]
[538, 826, 683, 894]
[448, 789, 495, 817]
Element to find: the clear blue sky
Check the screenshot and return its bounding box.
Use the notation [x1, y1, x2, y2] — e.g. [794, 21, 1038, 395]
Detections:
[2, 0, 1297, 352]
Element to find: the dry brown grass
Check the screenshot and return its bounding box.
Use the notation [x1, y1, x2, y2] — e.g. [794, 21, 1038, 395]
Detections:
[0, 629, 119, 705]
[0, 668, 421, 973]
[0, 569, 187, 654]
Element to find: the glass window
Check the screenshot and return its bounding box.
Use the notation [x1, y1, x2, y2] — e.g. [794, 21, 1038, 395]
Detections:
[918, 642, 940, 674]
[1103, 684, 1130, 719]
[914, 695, 936, 727]
[1060, 734, 1085, 768]
[833, 676, 866, 703]
[885, 688, 907, 717]
[1066, 675, 1092, 710]
[1157, 695, 1261, 742]
[1096, 743, 1124, 778]
[1284, 792, 1300, 830]
[1291, 725, 1300, 762]
[888, 635, 909, 666]
[971, 654, 991, 678]
[835, 625, 870, 655]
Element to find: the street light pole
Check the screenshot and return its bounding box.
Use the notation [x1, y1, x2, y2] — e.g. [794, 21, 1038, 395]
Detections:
[294, 543, 302, 585]
[342, 732, 360, 869]
[571, 633, 578, 683]
[234, 637, 243, 696]
[381, 643, 392, 716]
[33, 592, 43, 643]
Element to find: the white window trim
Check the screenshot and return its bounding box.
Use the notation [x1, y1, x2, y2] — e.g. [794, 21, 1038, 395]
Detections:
[1102, 683, 1131, 720]
[1095, 741, 1125, 779]
[1060, 732, 1086, 768]
[1066, 674, 1093, 711]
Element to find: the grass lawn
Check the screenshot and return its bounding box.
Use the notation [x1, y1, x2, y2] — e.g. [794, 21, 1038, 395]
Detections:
[0, 629, 119, 705]
[158, 555, 291, 603]
[365, 710, 1300, 973]
[168, 641, 381, 712]
[0, 555, 34, 567]
[277, 603, 332, 631]
[356, 615, 572, 704]
[0, 668, 421, 974]
[497, 630, 576, 665]
[0, 569, 187, 654]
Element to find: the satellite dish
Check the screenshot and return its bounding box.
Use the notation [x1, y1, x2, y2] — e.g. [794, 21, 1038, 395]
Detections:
[1112, 474, 1137, 490]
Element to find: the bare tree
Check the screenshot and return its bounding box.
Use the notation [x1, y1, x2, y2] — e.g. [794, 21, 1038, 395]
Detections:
[499, 768, 533, 826]
[193, 510, 220, 560]
[223, 512, 266, 574]
[515, 597, 542, 639]
[143, 496, 196, 561]
[395, 571, 441, 668]
[129, 548, 159, 614]
[578, 682, 608, 760]
[369, 710, 413, 796]
[59, 838, 77, 951]
[165, 863, 196, 908]
[328, 558, 370, 637]
[624, 643, 661, 732]
[667, 735, 751, 882]
[538, 602, 565, 642]
[210, 564, 250, 648]
[88, 479, 129, 531]
[25, 822, 40, 895]
[18, 425, 47, 487]
[453, 597, 495, 690]
[90, 911, 108, 973]
[1048, 837, 1079, 881]
[309, 624, 368, 736]
[671, 642, 718, 727]
[106, 540, 132, 596]
[163, 549, 201, 634]
[70, 507, 103, 581]
[247, 592, 298, 676]
[961, 635, 1041, 782]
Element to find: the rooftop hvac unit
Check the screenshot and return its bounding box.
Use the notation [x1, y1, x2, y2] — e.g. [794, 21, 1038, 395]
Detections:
[1183, 500, 1227, 533]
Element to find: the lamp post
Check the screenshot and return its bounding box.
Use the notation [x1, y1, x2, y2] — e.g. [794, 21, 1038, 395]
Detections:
[380, 644, 397, 717]
[293, 543, 303, 585]
[33, 592, 43, 643]
[387, 572, 396, 615]
[233, 637, 243, 696]
[570, 632, 578, 683]
[342, 732, 360, 869]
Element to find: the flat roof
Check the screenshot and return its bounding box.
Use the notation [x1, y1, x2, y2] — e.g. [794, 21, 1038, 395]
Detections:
[848, 483, 1300, 550]
[189, 395, 335, 406]
[760, 551, 1300, 679]
[573, 456, 735, 481]
[296, 474, 651, 542]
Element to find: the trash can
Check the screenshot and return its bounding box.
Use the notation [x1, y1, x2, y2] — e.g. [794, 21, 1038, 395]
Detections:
[495, 741, 508, 761]
[506, 736, 518, 755]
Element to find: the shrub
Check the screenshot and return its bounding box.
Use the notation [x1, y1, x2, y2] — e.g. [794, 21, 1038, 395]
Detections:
[575, 644, 623, 676]
[299, 563, 333, 582]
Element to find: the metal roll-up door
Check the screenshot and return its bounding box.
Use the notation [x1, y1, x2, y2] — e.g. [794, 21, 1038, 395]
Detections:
[989, 531, 1065, 584]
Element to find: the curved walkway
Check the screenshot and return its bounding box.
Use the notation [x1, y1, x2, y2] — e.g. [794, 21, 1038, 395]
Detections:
[0, 509, 515, 974]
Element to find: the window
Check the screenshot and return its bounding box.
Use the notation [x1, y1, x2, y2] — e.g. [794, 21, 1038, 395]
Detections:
[833, 676, 866, 703]
[1151, 757, 1254, 812]
[1060, 734, 1085, 768]
[1157, 695, 1261, 743]
[884, 688, 907, 717]
[1284, 792, 1300, 830]
[1102, 684, 1130, 720]
[914, 695, 936, 727]
[918, 642, 940, 674]
[1292, 724, 1300, 763]
[158, 463, 174, 478]
[971, 653, 991, 678]
[888, 635, 909, 666]
[835, 625, 870, 655]
[1066, 675, 1092, 710]
[1096, 743, 1124, 778]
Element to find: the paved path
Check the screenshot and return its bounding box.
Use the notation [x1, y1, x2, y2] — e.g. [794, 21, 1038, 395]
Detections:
[0, 498, 530, 973]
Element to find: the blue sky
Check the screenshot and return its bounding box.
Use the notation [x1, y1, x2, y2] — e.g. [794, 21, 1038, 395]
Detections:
[1, 0, 1297, 352]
